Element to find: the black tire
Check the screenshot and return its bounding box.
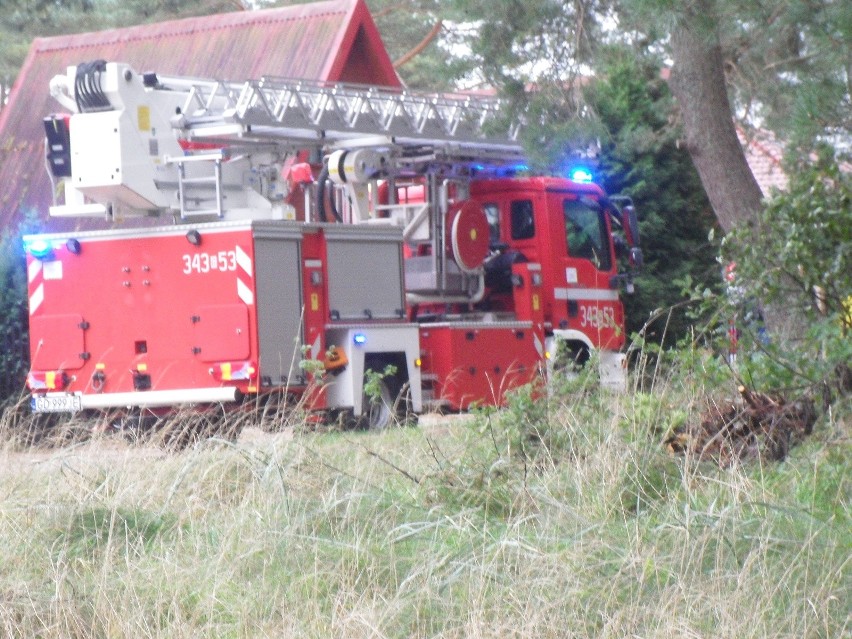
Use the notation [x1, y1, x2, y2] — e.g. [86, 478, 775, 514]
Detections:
[358, 373, 395, 431]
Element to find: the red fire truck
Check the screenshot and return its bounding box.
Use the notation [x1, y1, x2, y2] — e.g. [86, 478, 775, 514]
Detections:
[26, 61, 641, 428]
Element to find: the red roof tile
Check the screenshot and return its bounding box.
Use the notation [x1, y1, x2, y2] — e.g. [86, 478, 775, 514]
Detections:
[736, 127, 789, 196]
[0, 0, 399, 232]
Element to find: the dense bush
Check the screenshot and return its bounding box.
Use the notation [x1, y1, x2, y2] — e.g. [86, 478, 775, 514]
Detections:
[719, 156, 851, 398]
[0, 222, 29, 402]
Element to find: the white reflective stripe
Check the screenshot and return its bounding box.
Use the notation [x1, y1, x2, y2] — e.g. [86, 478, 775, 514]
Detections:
[237, 278, 254, 305]
[28, 260, 42, 284]
[235, 245, 252, 276]
[310, 334, 321, 360]
[554, 287, 619, 302]
[304, 259, 322, 269]
[29, 283, 44, 315]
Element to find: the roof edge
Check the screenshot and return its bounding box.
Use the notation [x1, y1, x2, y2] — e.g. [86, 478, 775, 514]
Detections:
[0, 37, 50, 135]
[322, 0, 399, 85]
[31, 0, 353, 53]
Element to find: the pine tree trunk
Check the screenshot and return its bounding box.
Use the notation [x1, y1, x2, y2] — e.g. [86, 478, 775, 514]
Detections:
[669, 0, 802, 337]
[668, 0, 765, 233]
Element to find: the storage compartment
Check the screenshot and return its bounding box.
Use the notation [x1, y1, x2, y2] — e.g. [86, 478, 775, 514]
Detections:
[30, 313, 87, 370]
[418, 322, 540, 410]
[253, 225, 305, 385]
[325, 226, 405, 321]
[191, 304, 250, 362]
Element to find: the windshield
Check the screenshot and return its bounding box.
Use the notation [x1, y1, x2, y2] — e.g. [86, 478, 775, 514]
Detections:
[563, 198, 612, 271]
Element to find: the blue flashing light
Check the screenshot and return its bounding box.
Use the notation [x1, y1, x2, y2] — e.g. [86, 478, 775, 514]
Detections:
[570, 167, 594, 184]
[353, 333, 367, 346]
[26, 238, 54, 260]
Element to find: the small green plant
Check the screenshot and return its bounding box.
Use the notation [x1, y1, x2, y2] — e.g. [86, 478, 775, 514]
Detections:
[363, 364, 397, 404]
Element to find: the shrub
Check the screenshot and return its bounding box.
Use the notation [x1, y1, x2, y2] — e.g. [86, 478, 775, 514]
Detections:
[0, 222, 29, 402]
[720, 156, 851, 401]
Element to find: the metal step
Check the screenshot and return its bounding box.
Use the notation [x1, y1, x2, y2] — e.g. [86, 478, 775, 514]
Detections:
[167, 154, 223, 219]
[419, 373, 450, 412]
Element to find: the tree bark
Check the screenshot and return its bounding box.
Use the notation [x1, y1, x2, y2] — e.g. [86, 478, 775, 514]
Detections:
[669, 0, 806, 339]
[668, 0, 765, 233]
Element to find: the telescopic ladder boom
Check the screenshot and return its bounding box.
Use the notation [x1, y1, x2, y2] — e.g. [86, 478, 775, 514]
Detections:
[55, 61, 526, 163]
[47, 62, 528, 220]
[167, 75, 526, 165]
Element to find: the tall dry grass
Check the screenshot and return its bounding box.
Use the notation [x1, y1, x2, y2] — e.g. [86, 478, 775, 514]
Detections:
[0, 366, 848, 638]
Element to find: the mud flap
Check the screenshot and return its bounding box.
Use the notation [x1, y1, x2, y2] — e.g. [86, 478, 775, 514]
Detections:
[599, 350, 627, 392]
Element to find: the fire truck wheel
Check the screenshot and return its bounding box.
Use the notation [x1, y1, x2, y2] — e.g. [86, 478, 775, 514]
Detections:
[357, 367, 415, 431]
[359, 374, 395, 431]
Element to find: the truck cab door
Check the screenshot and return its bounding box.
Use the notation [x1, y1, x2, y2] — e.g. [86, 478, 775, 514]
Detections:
[553, 194, 624, 350]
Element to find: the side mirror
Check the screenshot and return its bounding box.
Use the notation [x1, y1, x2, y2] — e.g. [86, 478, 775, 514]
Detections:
[624, 205, 640, 247]
[630, 247, 643, 269]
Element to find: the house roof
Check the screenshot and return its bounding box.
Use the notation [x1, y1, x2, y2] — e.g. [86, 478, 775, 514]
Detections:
[736, 127, 789, 196]
[0, 0, 400, 232]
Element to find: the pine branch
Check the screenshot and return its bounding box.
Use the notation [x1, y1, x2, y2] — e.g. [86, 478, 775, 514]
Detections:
[394, 19, 443, 69]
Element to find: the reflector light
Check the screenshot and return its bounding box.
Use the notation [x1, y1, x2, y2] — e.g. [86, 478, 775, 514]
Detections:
[353, 333, 367, 345]
[209, 361, 257, 381]
[27, 370, 69, 390]
[570, 168, 594, 184]
[27, 239, 54, 260]
[27, 373, 47, 390]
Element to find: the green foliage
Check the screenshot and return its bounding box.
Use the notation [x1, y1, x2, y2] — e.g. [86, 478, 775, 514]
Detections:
[424, 364, 614, 518]
[0, 0, 97, 81]
[365, 0, 470, 90]
[719, 1, 851, 151]
[363, 364, 397, 403]
[719, 157, 852, 395]
[0, 225, 29, 402]
[618, 452, 681, 514]
[586, 49, 721, 344]
[0, 352, 849, 636]
[620, 0, 852, 153]
[446, 0, 606, 87]
[726, 157, 851, 321]
[622, 391, 688, 439]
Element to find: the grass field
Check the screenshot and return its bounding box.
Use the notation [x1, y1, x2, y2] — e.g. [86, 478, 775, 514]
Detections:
[0, 371, 848, 638]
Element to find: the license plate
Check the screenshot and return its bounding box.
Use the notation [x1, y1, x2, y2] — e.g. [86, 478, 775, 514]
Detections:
[31, 394, 83, 413]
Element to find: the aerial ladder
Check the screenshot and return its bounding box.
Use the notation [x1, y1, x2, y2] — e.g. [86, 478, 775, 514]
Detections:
[47, 61, 525, 216]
